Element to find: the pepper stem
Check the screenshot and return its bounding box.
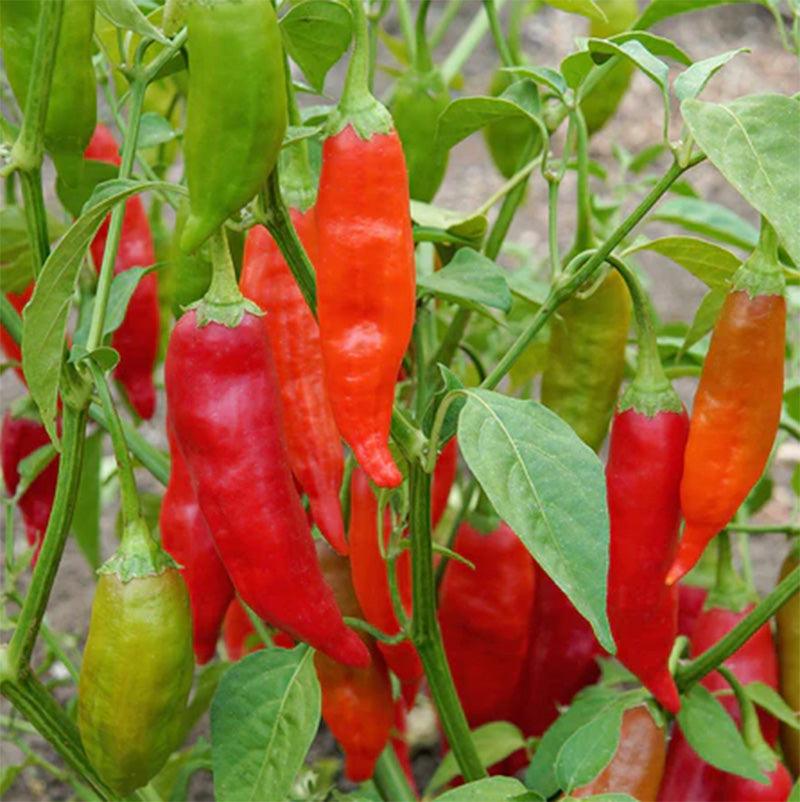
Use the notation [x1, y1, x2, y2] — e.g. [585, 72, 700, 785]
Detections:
[733, 218, 785, 298]
[707, 531, 752, 613]
[414, 0, 433, 72]
[610, 255, 682, 416]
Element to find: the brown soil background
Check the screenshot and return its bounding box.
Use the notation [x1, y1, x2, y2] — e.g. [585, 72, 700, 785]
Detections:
[1, 2, 798, 800]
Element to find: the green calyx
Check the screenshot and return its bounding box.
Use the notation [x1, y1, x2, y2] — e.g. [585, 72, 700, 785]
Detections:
[732, 219, 785, 298]
[98, 517, 178, 583]
[706, 532, 753, 613]
[617, 378, 683, 417]
[327, 0, 394, 140]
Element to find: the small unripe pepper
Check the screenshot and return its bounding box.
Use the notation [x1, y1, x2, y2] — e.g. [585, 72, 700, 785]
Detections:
[669, 226, 786, 583]
[165, 231, 368, 668]
[438, 520, 535, 727]
[161, 420, 234, 664]
[181, 0, 287, 252]
[85, 125, 160, 420]
[316, 0, 416, 488]
[78, 518, 194, 796]
[776, 544, 800, 776]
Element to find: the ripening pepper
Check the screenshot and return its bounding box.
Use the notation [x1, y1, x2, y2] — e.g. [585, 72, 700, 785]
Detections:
[678, 583, 708, 638]
[574, 705, 667, 800]
[540, 268, 632, 452]
[314, 541, 394, 782]
[348, 467, 421, 702]
[78, 518, 194, 796]
[1, 0, 96, 171]
[1, 410, 58, 562]
[161, 420, 234, 664]
[669, 229, 786, 584]
[316, 0, 415, 489]
[240, 213, 346, 554]
[0, 284, 32, 382]
[579, 0, 638, 136]
[776, 545, 800, 776]
[605, 268, 687, 713]
[515, 566, 602, 737]
[180, 0, 286, 252]
[85, 125, 160, 420]
[439, 521, 536, 727]
[165, 232, 368, 668]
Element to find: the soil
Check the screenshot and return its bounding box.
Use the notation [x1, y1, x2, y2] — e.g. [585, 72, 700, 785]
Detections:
[1, 3, 798, 800]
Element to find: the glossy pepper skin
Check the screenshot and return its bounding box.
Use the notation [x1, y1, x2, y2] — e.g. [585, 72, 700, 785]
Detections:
[1, 0, 96, 165]
[181, 0, 286, 252]
[314, 542, 394, 782]
[348, 467, 422, 701]
[78, 550, 194, 796]
[240, 215, 346, 554]
[439, 522, 536, 727]
[85, 125, 160, 420]
[222, 598, 294, 661]
[723, 764, 793, 801]
[165, 309, 368, 668]
[540, 270, 632, 451]
[678, 583, 708, 637]
[574, 705, 667, 800]
[776, 546, 800, 776]
[606, 405, 688, 713]
[161, 422, 234, 664]
[515, 566, 602, 737]
[670, 261, 786, 584]
[316, 125, 415, 488]
[1, 411, 58, 561]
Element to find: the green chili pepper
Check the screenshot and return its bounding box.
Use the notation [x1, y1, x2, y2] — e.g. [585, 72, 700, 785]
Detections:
[540, 268, 631, 451]
[1, 0, 96, 168]
[180, 0, 287, 252]
[580, 0, 638, 136]
[78, 518, 194, 796]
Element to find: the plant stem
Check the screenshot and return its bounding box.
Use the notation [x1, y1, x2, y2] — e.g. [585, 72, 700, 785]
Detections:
[676, 565, 800, 691]
[430, 0, 464, 51]
[572, 108, 593, 254]
[482, 0, 514, 67]
[780, 414, 800, 441]
[394, 0, 415, 62]
[373, 745, 416, 802]
[726, 523, 800, 536]
[547, 178, 561, 278]
[0, 295, 23, 344]
[441, 0, 508, 86]
[414, 0, 433, 71]
[20, 170, 50, 276]
[408, 464, 486, 782]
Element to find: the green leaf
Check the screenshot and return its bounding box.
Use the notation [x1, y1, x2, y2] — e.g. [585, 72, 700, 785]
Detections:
[426, 722, 526, 794]
[506, 66, 568, 99]
[605, 32, 693, 66]
[584, 39, 669, 101]
[15, 443, 57, 500]
[636, 0, 753, 30]
[104, 266, 154, 336]
[681, 288, 726, 353]
[674, 49, 749, 102]
[411, 201, 487, 249]
[677, 685, 767, 782]
[56, 159, 119, 219]
[96, 0, 168, 43]
[525, 687, 619, 796]
[436, 777, 528, 802]
[457, 390, 613, 651]
[72, 430, 102, 570]
[280, 0, 352, 93]
[21, 179, 182, 445]
[0, 763, 26, 797]
[543, 0, 605, 22]
[682, 94, 800, 266]
[555, 704, 624, 792]
[136, 112, 178, 150]
[626, 236, 740, 289]
[423, 365, 465, 442]
[651, 197, 758, 251]
[211, 645, 321, 802]
[745, 681, 800, 729]
[417, 249, 512, 312]
[1, 206, 66, 292]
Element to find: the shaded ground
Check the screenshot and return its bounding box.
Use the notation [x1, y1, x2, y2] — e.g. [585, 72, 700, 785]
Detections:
[1, 3, 798, 800]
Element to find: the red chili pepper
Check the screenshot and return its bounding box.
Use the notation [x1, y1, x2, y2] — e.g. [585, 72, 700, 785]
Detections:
[678, 584, 708, 638]
[85, 124, 160, 420]
[348, 467, 421, 702]
[222, 598, 294, 661]
[165, 308, 368, 668]
[314, 541, 394, 783]
[723, 764, 793, 801]
[515, 566, 602, 737]
[669, 231, 786, 584]
[438, 521, 536, 727]
[0, 284, 31, 383]
[1, 411, 58, 562]
[240, 213, 346, 554]
[391, 699, 416, 790]
[430, 438, 457, 528]
[161, 421, 234, 664]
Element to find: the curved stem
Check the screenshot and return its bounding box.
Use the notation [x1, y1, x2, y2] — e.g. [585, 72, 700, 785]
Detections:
[374, 745, 416, 802]
[414, 0, 433, 71]
[482, 0, 514, 67]
[408, 464, 486, 781]
[395, 0, 415, 63]
[476, 151, 542, 217]
[676, 565, 800, 691]
[440, 0, 508, 86]
[342, 0, 371, 110]
[206, 228, 243, 306]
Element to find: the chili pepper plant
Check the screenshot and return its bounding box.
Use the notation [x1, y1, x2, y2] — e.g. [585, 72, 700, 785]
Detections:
[1, 1, 799, 800]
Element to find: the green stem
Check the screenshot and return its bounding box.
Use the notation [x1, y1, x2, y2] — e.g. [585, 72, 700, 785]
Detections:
[0, 295, 23, 345]
[676, 565, 800, 691]
[429, 0, 463, 50]
[19, 170, 50, 276]
[547, 178, 560, 278]
[414, 0, 433, 71]
[7, 405, 88, 677]
[408, 465, 486, 781]
[481, 156, 702, 391]
[440, 0, 508, 85]
[706, 530, 751, 611]
[780, 414, 800, 441]
[87, 360, 140, 525]
[395, 0, 416, 62]
[86, 77, 148, 352]
[482, 0, 514, 67]
[206, 228, 243, 306]
[475, 151, 542, 217]
[726, 523, 800, 536]
[373, 745, 416, 802]
[571, 108, 593, 253]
